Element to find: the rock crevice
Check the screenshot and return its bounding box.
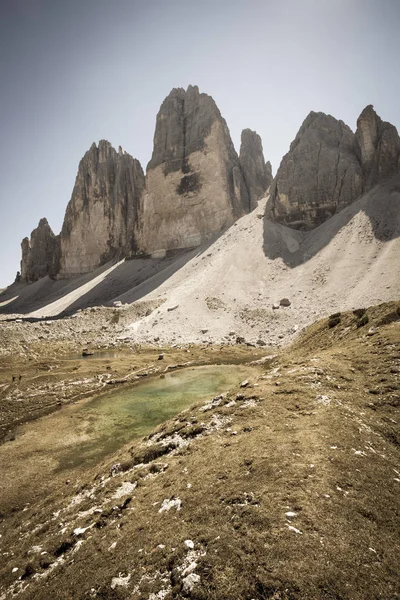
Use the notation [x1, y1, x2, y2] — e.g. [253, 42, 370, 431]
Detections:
[239, 129, 272, 210]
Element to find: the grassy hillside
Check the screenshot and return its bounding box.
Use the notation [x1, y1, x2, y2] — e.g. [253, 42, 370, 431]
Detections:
[0, 302, 399, 600]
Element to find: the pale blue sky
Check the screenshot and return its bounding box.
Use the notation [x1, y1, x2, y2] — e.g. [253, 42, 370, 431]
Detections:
[0, 0, 399, 287]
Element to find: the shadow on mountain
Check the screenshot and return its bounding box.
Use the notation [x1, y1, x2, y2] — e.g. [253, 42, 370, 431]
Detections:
[0, 235, 222, 319]
[262, 175, 400, 267]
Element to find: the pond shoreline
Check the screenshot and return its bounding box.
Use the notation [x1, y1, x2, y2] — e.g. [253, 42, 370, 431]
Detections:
[0, 343, 270, 444]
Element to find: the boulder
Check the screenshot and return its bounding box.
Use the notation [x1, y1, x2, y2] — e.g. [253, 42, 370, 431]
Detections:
[82, 348, 94, 357]
[280, 298, 291, 307]
[167, 304, 179, 312]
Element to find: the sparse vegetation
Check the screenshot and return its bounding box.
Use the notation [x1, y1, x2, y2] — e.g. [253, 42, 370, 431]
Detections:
[353, 307, 366, 318]
[356, 313, 369, 327]
[328, 312, 341, 328]
[0, 301, 399, 599]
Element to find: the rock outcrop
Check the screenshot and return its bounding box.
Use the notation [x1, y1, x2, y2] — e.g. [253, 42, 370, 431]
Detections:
[20, 92, 400, 285]
[139, 85, 250, 253]
[59, 141, 145, 276]
[355, 105, 400, 192]
[266, 112, 363, 230]
[20, 218, 60, 282]
[267, 106, 400, 230]
[239, 129, 272, 209]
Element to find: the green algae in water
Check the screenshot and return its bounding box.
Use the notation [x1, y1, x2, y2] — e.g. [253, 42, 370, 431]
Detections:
[56, 364, 256, 470]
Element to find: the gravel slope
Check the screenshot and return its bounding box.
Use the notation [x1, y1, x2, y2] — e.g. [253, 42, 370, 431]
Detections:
[121, 175, 400, 346]
[1, 176, 399, 348]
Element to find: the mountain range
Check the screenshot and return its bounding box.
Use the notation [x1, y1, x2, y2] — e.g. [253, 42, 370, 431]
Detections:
[1, 85, 400, 345]
[17, 87, 400, 283]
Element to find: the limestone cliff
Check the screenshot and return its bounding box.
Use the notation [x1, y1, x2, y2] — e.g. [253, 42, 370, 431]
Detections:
[239, 129, 272, 209]
[59, 141, 145, 276]
[139, 85, 250, 253]
[20, 218, 60, 282]
[267, 106, 400, 230]
[355, 105, 400, 192]
[266, 112, 363, 230]
[20, 95, 400, 283]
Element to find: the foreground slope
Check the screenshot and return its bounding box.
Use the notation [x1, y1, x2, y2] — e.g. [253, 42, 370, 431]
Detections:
[0, 302, 398, 599]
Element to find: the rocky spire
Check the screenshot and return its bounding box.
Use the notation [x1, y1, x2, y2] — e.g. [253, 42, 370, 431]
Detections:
[266, 106, 400, 230]
[139, 85, 250, 253]
[266, 111, 363, 229]
[20, 218, 60, 282]
[355, 105, 400, 192]
[59, 141, 145, 277]
[239, 129, 272, 209]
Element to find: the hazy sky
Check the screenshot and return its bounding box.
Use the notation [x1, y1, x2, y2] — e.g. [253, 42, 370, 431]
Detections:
[0, 0, 399, 287]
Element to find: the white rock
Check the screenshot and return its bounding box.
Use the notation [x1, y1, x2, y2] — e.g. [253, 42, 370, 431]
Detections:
[159, 497, 182, 513]
[184, 539, 194, 549]
[182, 572, 200, 593]
[73, 527, 88, 536]
[111, 573, 131, 589]
[112, 481, 137, 499]
[287, 525, 303, 534]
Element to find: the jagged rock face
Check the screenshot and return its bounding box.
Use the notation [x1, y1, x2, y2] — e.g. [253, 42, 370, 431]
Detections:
[267, 106, 400, 231]
[266, 112, 363, 230]
[20, 218, 60, 282]
[356, 105, 400, 192]
[239, 129, 272, 209]
[59, 141, 145, 276]
[139, 85, 250, 253]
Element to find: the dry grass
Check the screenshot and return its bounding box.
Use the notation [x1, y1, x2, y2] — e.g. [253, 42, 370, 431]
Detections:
[0, 302, 399, 599]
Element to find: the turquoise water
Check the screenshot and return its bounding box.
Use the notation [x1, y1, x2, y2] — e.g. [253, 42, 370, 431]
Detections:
[54, 364, 257, 470]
